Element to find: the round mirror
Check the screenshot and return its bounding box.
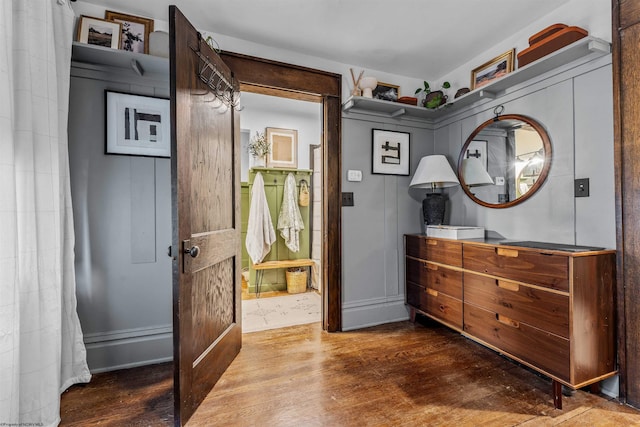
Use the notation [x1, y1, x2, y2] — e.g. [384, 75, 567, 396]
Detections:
[457, 114, 552, 208]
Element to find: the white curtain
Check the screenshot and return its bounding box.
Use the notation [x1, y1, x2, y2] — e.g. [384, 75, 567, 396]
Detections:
[0, 1, 91, 425]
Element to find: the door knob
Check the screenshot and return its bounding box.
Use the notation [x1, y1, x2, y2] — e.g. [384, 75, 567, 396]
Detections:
[184, 245, 200, 258]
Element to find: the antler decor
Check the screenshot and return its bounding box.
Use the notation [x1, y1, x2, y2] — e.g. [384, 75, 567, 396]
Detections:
[350, 68, 364, 97]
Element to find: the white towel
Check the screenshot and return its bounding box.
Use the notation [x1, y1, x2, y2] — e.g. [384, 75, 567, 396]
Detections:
[277, 173, 305, 252]
[245, 172, 276, 264]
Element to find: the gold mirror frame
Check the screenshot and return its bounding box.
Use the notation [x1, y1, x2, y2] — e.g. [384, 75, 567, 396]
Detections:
[457, 114, 552, 209]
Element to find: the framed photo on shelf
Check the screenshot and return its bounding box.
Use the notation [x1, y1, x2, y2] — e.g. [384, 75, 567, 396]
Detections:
[471, 49, 515, 89]
[372, 82, 400, 101]
[105, 10, 154, 53]
[106, 91, 170, 158]
[371, 129, 410, 175]
[76, 16, 122, 49]
[266, 127, 298, 168]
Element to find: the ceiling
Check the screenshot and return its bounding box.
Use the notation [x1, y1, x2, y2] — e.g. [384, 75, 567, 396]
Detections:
[78, 0, 572, 79]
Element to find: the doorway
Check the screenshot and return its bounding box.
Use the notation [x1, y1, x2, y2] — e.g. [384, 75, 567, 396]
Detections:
[220, 51, 342, 332]
[240, 92, 324, 333]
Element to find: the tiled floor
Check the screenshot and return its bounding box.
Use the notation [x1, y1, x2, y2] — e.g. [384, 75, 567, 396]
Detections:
[242, 291, 321, 333]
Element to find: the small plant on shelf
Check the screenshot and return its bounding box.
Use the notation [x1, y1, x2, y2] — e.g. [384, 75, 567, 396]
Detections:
[414, 81, 451, 109]
[248, 131, 270, 157]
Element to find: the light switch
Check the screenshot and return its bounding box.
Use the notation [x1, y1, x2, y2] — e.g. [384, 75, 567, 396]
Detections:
[495, 176, 505, 185]
[347, 169, 362, 182]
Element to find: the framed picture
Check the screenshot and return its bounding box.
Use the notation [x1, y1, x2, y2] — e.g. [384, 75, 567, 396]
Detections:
[106, 91, 170, 158]
[76, 16, 122, 49]
[471, 49, 515, 90]
[371, 129, 410, 175]
[465, 140, 488, 170]
[105, 10, 154, 53]
[372, 82, 400, 102]
[266, 127, 298, 168]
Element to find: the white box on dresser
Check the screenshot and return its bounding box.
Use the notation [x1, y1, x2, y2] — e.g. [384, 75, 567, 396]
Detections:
[426, 225, 484, 239]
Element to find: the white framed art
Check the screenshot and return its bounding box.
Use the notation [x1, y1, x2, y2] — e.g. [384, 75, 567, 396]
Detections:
[106, 91, 170, 158]
[371, 129, 410, 175]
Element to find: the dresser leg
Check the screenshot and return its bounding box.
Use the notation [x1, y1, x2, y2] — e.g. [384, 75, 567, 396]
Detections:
[552, 380, 562, 409]
[589, 382, 601, 394]
[409, 307, 416, 323]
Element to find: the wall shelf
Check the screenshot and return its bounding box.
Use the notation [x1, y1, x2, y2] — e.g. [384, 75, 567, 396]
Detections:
[343, 36, 611, 121]
[71, 42, 169, 78]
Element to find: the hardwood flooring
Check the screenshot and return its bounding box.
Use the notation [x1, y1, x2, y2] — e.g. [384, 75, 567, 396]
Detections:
[60, 318, 640, 426]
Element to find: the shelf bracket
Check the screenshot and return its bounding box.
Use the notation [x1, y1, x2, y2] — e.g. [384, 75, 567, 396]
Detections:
[130, 59, 144, 76]
[478, 90, 496, 100]
[342, 99, 355, 112]
[390, 108, 406, 118]
[588, 38, 611, 55]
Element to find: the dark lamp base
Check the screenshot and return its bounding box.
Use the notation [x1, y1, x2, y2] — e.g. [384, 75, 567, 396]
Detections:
[423, 193, 446, 225]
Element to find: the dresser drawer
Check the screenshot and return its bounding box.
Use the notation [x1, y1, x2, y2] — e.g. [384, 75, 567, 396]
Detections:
[463, 244, 569, 291]
[424, 288, 462, 330]
[406, 281, 427, 311]
[406, 235, 462, 267]
[464, 272, 569, 338]
[406, 258, 462, 299]
[464, 303, 569, 381]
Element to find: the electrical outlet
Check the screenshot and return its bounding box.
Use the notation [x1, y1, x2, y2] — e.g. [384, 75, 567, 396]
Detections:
[342, 192, 354, 206]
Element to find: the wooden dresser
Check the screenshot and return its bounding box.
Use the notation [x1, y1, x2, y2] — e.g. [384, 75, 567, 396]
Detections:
[405, 234, 617, 408]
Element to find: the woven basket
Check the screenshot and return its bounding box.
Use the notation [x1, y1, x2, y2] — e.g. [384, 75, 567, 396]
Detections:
[299, 180, 310, 207]
[286, 268, 308, 294]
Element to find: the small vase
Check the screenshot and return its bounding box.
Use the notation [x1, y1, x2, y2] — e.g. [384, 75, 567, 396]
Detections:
[252, 156, 266, 167]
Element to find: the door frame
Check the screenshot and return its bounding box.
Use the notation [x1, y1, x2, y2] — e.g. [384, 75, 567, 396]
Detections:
[220, 51, 342, 331]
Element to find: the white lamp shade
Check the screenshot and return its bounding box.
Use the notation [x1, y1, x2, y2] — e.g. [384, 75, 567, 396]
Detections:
[410, 155, 460, 189]
[461, 157, 493, 186]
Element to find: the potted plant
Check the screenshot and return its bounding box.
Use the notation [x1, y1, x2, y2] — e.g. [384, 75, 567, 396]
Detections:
[248, 131, 270, 167]
[414, 81, 451, 109]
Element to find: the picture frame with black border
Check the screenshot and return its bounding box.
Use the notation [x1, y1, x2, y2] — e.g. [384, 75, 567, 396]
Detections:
[371, 129, 410, 175]
[105, 91, 170, 158]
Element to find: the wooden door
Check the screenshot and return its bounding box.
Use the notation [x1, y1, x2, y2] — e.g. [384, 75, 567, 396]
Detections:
[170, 6, 242, 426]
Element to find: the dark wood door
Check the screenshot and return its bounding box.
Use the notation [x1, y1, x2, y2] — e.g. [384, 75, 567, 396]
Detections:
[170, 6, 241, 426]
[613, 0, 640, 407]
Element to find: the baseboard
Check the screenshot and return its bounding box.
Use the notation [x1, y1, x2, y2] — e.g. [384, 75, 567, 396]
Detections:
[342, 296, 410, 331]
[601, 375, 619, 398]
[84, 325, 173, 373]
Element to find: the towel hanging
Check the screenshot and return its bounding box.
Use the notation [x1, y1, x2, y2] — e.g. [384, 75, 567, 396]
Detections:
[277, 173, 305, 252]
[245, 172, 276, 264]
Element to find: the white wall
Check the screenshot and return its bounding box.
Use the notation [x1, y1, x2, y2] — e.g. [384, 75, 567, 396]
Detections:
[437, 0, 612, 95]
[71, 1, 424, 102]
[69, 63, 173, 373]
[240, 92, 322, 181]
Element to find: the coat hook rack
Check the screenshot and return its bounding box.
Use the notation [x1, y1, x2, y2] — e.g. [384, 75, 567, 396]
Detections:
[189, 35, 241, 111]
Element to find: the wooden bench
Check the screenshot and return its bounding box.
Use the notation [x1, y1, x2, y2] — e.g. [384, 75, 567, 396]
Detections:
[252, 259, 314, 297]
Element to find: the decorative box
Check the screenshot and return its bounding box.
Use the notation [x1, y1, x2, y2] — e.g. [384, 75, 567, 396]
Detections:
[397, 96, 418, 106]
[517, 24, 588, 68]
[426, 225, 485, 240]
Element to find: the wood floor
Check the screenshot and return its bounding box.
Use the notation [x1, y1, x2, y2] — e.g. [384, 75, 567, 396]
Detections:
[60, 318, 640, 426]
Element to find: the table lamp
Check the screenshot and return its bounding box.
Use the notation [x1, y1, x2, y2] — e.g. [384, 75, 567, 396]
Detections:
[410, 155, 459, 225]
[461, 157, 493, 186]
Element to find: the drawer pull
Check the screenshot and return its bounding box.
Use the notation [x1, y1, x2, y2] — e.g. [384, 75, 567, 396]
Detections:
[496, 313, 520, 328]
[426, 264, 439, 271]
[496, 247, 519, 258]
[497, 280, 520, 292]
[426, 288, 438, 297]
[427, 240, 438, 246]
